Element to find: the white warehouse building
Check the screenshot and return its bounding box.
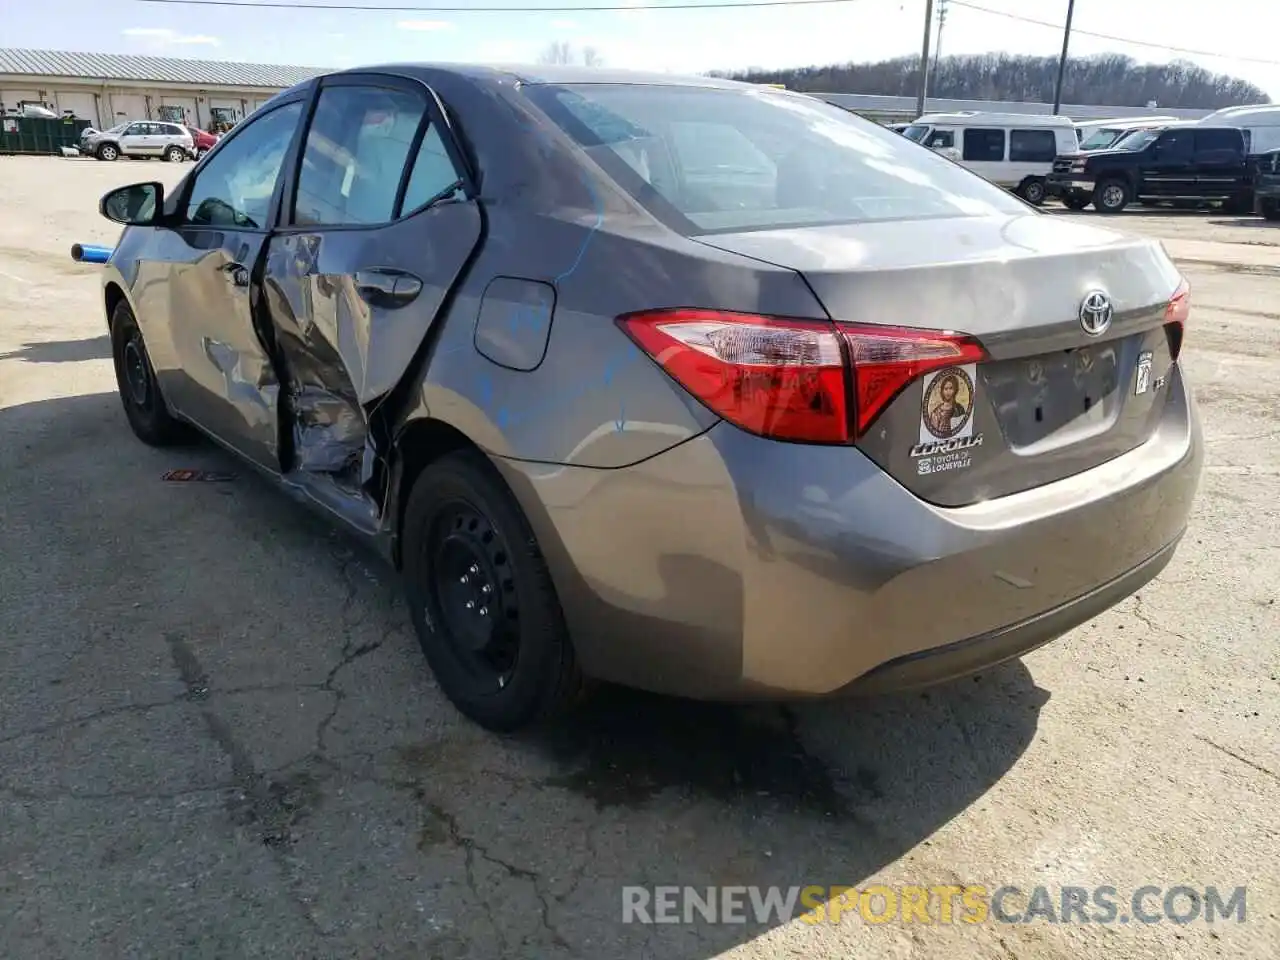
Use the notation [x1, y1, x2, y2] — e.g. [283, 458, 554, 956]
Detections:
[0, 48, 322, 130]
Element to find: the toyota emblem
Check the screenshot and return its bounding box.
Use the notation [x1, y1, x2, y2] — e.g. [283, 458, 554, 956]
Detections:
[1079, 290, 1113, 337]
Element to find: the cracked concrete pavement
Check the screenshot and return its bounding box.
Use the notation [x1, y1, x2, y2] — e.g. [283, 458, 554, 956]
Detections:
[0, 156, 1277, 959]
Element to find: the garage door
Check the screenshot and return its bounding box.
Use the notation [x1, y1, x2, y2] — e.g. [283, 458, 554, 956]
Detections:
[1, 88, 43, 111]
[107, 92, 147, 124]
[159, 95, 199, 125]
[55, 91, 99, 126]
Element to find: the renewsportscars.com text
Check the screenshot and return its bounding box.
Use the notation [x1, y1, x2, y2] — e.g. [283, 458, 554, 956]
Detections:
[622, 884, 1247, 926]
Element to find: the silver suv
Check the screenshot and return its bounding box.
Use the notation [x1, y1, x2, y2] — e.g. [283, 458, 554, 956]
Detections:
[81, 121, 194, 162]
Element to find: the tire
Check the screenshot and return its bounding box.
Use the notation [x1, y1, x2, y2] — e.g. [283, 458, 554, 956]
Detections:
[402, 449, 584, 731]
[109, 299, 193, 447]
[1016, 178, 1047, 206]
[1261, 198, 1280, 222]
[164, 145, 186, 163]
[1063, 195, 1090, 211]
[96, 142, 118, 161]
[1093, 178, 1130, 214]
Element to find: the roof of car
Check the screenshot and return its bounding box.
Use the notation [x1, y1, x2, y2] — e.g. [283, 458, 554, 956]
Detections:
[326, 62, 756, 89]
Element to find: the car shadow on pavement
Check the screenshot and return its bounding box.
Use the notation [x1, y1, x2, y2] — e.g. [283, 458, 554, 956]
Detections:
[0, 334, 110, 363]
[1, 392, 1048, 960]
[1208, 218, 1277, 230]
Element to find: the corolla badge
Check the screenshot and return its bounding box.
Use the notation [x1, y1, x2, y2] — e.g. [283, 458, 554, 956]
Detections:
[1078, 290, 1113, 337]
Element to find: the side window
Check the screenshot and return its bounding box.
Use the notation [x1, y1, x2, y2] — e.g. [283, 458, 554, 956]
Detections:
[401, 124, 463, 212]
[185, 101, 303, 229]
[1193, 129, 1242, 161]
[292, 84, 426, 226]
[123, 123, 146, 137]
[1009, 129, 1058, 163]
[963, 128, 1005, 162]
[1155, 131, 1193, 159]
[926, 130, 955, 149]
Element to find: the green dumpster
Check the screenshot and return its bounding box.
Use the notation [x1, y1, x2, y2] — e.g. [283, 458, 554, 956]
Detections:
[0, 116, 92, 156]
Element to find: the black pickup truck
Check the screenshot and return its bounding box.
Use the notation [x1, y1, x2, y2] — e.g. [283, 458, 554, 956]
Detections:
[1045, 125, 1253, 213]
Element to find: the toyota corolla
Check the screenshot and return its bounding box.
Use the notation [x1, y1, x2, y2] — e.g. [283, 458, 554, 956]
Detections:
[95, 64, 1202, 731]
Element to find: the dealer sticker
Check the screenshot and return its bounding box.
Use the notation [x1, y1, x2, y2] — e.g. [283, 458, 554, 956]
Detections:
[1135, 351, 1153, 396]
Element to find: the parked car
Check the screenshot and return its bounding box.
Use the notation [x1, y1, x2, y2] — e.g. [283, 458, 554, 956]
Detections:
[185, 125, 219, 158]
[1045, 125, 1252, 213]
[1073, 116, 1183, 152]
[94, 65, 1202, 731]
[81, 120, 193, 162]
[1254, 148, 1280, 220]
[901, 111, 1078, 204]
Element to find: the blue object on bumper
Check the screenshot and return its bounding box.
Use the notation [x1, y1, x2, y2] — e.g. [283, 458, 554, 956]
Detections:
[71, 243, 113, 264]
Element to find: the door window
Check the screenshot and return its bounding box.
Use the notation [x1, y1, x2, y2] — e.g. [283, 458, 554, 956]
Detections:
[1193, 129, 1242, 162]
[293, 84, 427, 226]
[400, 124, 464, 212]
[925, 130, 955, 149]
[123, 123, 147, 137]
[1154, 131, 1193, 160]
[962, 128, 1005, 162]
[185, 101, 303, 229]
[1009, 129, 1058, 162]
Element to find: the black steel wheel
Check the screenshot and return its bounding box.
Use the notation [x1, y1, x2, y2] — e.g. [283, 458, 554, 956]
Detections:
[109, 300, 194, 446]
[402, 449, 585, 731]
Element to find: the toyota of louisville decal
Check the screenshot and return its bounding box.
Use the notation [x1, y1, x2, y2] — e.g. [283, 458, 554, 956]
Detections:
[912, 363, 984, 476]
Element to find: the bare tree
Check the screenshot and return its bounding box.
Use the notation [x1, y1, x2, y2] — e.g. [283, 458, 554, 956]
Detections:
[537, 41, 605, 68]
[537, 41, 575, 65]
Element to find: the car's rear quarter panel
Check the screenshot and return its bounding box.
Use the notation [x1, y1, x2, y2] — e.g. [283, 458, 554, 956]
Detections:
[397, 72, 826, 469]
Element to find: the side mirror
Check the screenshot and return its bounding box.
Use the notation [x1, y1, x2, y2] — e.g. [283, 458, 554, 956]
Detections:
[100, 182, 164, 226]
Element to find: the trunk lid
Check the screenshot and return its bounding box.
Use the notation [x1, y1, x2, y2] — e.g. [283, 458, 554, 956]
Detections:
[695, 214, 1183, 506]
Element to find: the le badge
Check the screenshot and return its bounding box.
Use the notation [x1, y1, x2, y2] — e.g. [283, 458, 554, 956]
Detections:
[912, 363, 984, 476]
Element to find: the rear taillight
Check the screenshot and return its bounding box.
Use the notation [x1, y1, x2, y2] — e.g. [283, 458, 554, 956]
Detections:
[616, 309, 987, 443]
[1165, 278, 1189, 361]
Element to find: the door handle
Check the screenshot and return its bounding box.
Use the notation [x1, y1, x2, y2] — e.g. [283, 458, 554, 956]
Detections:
[355, 268, 422, 308]
[218, 262, 249, 287]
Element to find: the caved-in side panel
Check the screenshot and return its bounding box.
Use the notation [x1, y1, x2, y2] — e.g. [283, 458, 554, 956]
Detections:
[261, 201, 482, 477]
[262, 233, 368, 475]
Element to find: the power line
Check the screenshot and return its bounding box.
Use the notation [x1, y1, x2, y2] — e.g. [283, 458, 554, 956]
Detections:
[951, 1, 1280, 67]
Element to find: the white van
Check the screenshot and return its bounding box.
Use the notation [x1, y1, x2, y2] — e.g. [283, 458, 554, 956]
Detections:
[1074, 116, 1180, 152]
[1195, 105, 1280, 155]
[900, 111, 1078, 205]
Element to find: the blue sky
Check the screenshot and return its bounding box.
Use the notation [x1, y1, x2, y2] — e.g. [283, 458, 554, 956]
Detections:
[8, 0, 1279, 98]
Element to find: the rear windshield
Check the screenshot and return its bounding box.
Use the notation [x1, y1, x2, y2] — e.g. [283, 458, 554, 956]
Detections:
[524, 85, 1026, 234]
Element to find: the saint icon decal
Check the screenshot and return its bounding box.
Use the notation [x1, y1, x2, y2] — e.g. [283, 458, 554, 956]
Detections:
[919, 364, 976, 444]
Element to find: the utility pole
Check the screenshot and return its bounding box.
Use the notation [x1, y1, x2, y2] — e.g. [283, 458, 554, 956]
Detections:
[1052, 0, 1076, 114]
[916, 0, 935, 118]
[932, 0, 949, 78]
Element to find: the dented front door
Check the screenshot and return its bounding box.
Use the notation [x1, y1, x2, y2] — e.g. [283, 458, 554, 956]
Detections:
[161, 98, 307, 470]
[259, 74, 482, 478]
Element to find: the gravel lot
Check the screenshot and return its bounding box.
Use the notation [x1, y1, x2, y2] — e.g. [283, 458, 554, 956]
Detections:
[1, 155, 1277, 960]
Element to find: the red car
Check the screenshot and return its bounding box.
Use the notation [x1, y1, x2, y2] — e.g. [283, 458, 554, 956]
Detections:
[184, 126, 219, 159]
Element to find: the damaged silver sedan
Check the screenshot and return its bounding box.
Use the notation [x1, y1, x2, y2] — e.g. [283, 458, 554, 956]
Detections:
[99, 65, 1202, 732]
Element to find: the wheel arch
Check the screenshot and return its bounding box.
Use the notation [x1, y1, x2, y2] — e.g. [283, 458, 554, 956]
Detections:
[104, 280, 128, 331]
[388, 416, 486, 570]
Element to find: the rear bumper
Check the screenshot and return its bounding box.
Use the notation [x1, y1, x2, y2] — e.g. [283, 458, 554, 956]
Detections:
[842, 534, 1180, 694]
[498, 368, 1202, 700]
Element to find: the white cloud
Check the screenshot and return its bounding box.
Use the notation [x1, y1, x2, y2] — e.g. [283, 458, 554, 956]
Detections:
[121, 27, 220, 47]
[397, 19, 452, 31]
